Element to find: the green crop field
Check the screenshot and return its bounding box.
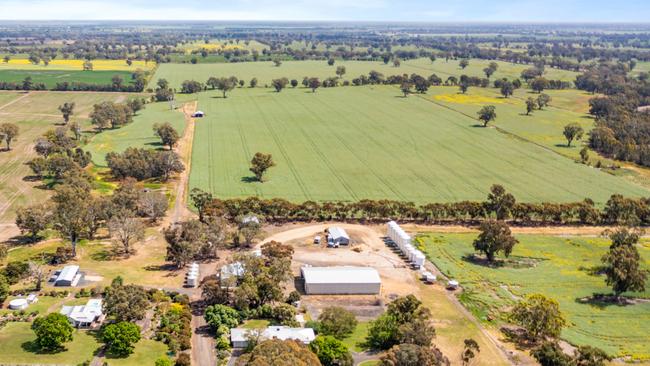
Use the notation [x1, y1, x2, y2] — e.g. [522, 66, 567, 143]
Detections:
[86, 101, 187, 166]
[150, 58, 579, 89]
[0, 69, 133, 88]
[419, 233, 650, 359]
[187, 85, 647, 204]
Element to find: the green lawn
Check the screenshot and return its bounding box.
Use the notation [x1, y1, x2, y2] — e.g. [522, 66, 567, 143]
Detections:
[0, 69, 134, 88]
[105, 339, 169, 366]
[341, 321, 370, 352]
[0, 322, 100, 365]
[420, 233, 650, 359]
[150, 58, 579, 89]
[241, 319, 271, 329]
[0, 295, 62, 316]
[187, 85, 647, 204]
[86, 101, 187, 166]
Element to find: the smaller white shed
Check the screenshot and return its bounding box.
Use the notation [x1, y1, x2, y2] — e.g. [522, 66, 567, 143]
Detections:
[327, 227, 350, 246]
[192, 111, 205, 118]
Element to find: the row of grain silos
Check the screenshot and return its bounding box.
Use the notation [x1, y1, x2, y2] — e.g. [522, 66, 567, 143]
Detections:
[386, 221, 425, 268]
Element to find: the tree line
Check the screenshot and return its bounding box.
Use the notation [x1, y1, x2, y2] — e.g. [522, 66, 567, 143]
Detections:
[190, 185, 650, 227]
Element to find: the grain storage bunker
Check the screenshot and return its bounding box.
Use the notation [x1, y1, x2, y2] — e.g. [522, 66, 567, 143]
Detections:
[301, 266, 381, 295]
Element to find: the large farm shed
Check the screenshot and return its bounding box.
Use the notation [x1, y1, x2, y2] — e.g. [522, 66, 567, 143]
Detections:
[301, 266, 381, 295]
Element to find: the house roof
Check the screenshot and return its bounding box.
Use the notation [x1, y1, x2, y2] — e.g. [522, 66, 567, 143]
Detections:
[230, 326, 315, 344]
[61, 299, 103, 323]
[56, 265, 79, 283]
[301, 266, 381, 284]
[328, 227, 349, 240]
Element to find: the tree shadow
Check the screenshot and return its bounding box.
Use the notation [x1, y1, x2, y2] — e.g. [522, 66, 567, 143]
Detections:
[21, 340, 67, 354]
[471, 124, 487, 128]
[577, 264, 606, 277]
[461, 254, 543, 269]
[22, 175, 42, 182]
[554, 143, 572, 148]
[575, 293, 637, 309]
[241, 176, 259, 183]
[145, 263, 179, 272]
[145, 141, 166, 151]
[90, 249, 115, 262]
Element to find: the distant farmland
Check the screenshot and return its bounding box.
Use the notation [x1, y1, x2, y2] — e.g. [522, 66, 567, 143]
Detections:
[187, 86, 647, 204]
[150, 58, 579, 89]
[0, 69, 134, 88]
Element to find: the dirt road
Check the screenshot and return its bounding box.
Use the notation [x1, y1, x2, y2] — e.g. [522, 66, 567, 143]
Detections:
[170, 101, 198, 224]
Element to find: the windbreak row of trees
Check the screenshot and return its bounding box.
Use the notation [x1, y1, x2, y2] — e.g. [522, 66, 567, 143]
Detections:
[191, 185, 650, 227]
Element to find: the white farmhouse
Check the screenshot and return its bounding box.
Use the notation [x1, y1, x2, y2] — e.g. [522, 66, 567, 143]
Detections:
[60, 299, 104, 328]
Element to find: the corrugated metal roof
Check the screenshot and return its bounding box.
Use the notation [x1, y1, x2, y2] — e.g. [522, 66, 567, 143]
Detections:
[328, 227, 349, 240]
[56, 265, 79, 283]
[302, 266, 381, 284]
[230, 326, 315, 343]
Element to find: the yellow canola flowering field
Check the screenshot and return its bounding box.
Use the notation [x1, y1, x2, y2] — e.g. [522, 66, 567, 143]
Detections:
[433, 93, 509, 105]
[0, 58, 155, 71]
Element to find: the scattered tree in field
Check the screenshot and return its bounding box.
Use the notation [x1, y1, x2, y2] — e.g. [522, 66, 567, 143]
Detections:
[51, 184, 92, 257]
[308, 77, 321, 92]
[58, 102, 75, 124]
[473, 220, 518, 262]
[29, 260, 45, 291]
[291, 79, 298, 88]
[0, 123, 19, 150]
[336, 66, 346, 79]
[327, 58, 335, 66]
[459, 81, 469, 94]
[153, 122, 180, 150]
[393, 58, 401, 67]
[400, 82, 412, 97]
[563, 123, 584, 147]
[249, 152, 275, 182]
[318, 307, 357, 340]
[249, 77, 258, 88]
[273, 59, 282, 67]
[580, 147, 589, 164]
[82, 60, 93, 71]
[525, 97, 537, 115]
[380, 343, 449, 366]
[537, 93, 552, 109]
[510, 294, 566, 341]
[500, 81, 514, 98]
[477, 105, 497, 127]
[272, 77, 289, 92]
[15, 203, 50, 242]
[461, 338, 480, 366]
[484, 62, 498, 79]
[31, 313, 74, 351]
[108, 209, 145, 256]
[239, 79, 245, 87]
[215, 76, 238, 98]
[181, 80, 203, 94]
[2, 55, 10, 63]
[531, 77, 549, 93]
[90, 102, 133, 130]
[309, 335, 353, 366]
[429, 53, 437, 63]
[102, 322, 141, 357]
[602, 230, 647, 298]
[104, 281, 149, 322]
[459, 59, 469, 69]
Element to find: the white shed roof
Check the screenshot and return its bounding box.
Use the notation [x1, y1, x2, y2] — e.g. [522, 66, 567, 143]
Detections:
[328, 227, 349, 240]
[61, 299, 103, 323]
[302, 266, 381, 284]
[56, 265, 79, 283]
[230, 326, 315, 344]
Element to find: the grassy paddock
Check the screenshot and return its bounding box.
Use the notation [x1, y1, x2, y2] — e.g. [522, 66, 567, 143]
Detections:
[420, 233, 650, 359]
[150, 58, 579, 89]
[187, 85, 647, 204]
[0, 70, 135, 88]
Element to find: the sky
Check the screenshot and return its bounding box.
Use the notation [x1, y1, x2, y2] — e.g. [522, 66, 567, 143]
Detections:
[0, 0, 649, 22]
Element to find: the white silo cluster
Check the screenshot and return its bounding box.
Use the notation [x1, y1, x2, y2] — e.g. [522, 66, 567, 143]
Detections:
[386, 221, 426, 269]
[185, 262, 200, 288]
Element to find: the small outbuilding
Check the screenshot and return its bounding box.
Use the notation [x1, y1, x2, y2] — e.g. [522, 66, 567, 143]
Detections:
[54, 265, 81, 287]
[192, 111, 205, 118]
[230, 326, 316, 348]
[327, 227, 350, 246]
[8, 298, 28, 310]
[301, 266, 381, 295]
